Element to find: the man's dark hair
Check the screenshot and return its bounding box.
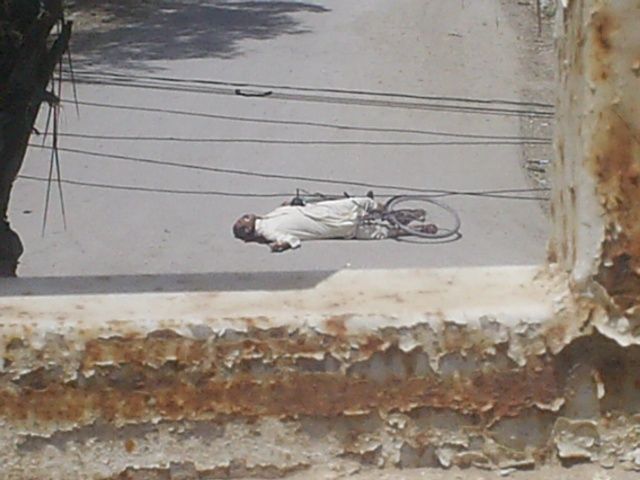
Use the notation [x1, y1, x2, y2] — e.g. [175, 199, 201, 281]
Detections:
[233, 215, 256, 240]
[232, 222, 245, 239]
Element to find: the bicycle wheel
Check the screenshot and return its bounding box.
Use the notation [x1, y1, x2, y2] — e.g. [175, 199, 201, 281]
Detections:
[384, 195, 461, 239]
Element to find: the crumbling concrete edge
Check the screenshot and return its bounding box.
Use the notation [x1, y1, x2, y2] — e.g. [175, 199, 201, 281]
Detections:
[0, 266, 639, 478]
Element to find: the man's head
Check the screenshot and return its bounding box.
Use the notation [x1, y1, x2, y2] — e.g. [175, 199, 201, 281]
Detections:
[233, 214, 258, 242]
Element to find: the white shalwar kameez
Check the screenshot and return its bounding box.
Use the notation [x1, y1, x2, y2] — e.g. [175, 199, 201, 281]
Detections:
[255, 197, 394, 249]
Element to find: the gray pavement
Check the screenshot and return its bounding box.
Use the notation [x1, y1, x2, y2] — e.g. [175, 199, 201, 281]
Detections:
[10, 0, 550, 277]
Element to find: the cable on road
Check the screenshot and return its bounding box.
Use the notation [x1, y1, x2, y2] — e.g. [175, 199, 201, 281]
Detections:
[18, 174, 549, 200]
[67, 76, 554, 118]
[69, 101, 552, 143]
[26, 144, 550, 201]
[71, 70, 556, 110]
[18, 175, 290, 197]
[54, 132, 551, 146]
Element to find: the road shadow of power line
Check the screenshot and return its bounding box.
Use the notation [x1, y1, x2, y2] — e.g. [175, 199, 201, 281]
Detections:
[68, 0, 330, 68]
[0, 270, 337, 296]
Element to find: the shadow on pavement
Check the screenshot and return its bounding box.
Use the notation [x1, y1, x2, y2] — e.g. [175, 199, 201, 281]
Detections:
[70, 0, 329, 68]
[0, 270, 336, 296]
[394, 232, 463, 245]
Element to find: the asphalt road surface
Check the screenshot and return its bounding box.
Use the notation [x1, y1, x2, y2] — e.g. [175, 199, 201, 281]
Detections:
[11, 0, 550, 277]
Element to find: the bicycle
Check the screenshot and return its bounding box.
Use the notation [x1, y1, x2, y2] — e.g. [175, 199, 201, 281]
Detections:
[290, 189, 462, 241]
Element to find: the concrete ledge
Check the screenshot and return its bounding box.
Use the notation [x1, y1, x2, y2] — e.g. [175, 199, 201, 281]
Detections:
[0, 265, 560, 325]
[0, 266, 592, 475]
[1, 266, 639, 477]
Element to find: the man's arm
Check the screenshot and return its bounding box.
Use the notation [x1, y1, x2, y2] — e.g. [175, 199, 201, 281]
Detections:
[258, 226, 301, 252]
[270, 241, 293, 253]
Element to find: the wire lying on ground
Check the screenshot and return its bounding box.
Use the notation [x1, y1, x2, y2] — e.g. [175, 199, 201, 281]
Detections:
[25, 145, 550, 201]
[70, 70, 556, 110]
[54, 132, 551, 146]
[69, 100, 551, 143]
[67, 76, 554, 118]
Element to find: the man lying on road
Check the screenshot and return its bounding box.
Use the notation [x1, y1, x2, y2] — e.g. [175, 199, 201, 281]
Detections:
[232, 196, 437, 253]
